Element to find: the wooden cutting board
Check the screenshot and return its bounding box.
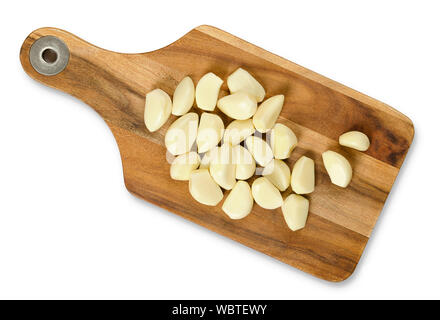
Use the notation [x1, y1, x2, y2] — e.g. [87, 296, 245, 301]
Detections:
[20, 25, 414, 282]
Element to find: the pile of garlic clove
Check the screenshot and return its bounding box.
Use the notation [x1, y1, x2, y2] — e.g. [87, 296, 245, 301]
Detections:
[144, 68, 371, 232]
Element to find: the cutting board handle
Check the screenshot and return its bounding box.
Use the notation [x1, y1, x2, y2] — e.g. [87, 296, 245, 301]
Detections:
[21, 28, 104, 110]
[20, 27, 150, 136]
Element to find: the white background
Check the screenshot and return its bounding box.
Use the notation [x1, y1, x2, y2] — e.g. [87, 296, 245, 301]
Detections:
[1, 0, 438, 299]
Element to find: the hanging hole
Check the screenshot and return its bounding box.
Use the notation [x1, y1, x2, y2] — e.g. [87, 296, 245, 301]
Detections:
[41, 48, 58, 64]
[30, 36, 69, 75]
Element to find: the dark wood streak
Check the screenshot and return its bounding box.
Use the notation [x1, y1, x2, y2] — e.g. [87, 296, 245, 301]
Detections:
[71, 57, 145, 126]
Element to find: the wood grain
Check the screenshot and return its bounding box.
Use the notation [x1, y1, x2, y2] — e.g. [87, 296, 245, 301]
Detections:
[19, 26, 414, 281]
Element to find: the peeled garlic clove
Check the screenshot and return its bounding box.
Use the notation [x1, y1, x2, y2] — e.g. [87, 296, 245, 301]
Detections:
[170, 152, 200, 181]
[244, 136, 273, 167]
[262, 159, 291, 191]
[270, 123, 298, 159]
[217, 92, 257, 120]
[282, 194, 309, 232]
[291, 156, 315, 194]
[196, 113, 224, 153]
[195, 72, 223, 111]
[189, 169, 223, 206]
[253, 95, 284, 133]
[172, 76, 195, 116]
[144, 88, 172, 132]
[209, 144, 236, 190]
[339, 131, 370, 151]
[165, 113, 198, 155]
[223, 119, 255, 145]
[222, 181, 253, 219]
[227, 68, 265, 102]
[234, 145, 256, 180]
[251, 177, 283, 209]
[322, 150, 352, 188]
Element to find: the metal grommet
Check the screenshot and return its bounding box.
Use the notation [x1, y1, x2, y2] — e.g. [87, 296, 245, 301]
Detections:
[29, 36, 70, 76]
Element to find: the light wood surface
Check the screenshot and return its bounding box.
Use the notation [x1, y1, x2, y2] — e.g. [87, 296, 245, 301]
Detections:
[20, 26, 414, 282]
